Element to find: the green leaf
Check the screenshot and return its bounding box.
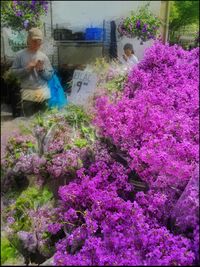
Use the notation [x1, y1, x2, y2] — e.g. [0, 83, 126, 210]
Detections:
[15, 152, 20, 159]
[74, 138, 88, 148]
[1, 237, 21, 265]
[26, 141, 35, 148]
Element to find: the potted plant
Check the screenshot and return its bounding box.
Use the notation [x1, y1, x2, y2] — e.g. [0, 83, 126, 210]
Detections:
[118, 3, 161, 44]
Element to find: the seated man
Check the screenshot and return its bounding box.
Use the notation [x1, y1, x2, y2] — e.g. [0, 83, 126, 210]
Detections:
[10, 27, 53, 117]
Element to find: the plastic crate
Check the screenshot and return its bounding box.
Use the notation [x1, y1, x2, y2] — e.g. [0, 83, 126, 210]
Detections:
[85, 28, 104, 41]
[72, 32, 85, 40]
[54, 29, 73, 40]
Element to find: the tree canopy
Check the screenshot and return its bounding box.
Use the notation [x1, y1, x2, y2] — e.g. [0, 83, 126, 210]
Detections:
[169, 1, 199, 31]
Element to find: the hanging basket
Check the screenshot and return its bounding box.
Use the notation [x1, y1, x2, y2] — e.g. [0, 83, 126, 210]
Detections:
[117, 4, 161, 44]
[1, 1, 49, 32]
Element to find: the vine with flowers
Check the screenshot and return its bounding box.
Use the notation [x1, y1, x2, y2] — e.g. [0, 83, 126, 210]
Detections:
[118, 3, 161, 44]
[1, 1, 49, 32]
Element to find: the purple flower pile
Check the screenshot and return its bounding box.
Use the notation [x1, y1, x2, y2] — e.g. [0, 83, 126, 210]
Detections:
[93, 42, 199, 264]
[51, 156, 197, 266]
[95, 42, 199, 190]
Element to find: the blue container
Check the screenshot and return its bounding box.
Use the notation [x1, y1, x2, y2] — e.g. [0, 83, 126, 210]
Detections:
[85, 27, 104, 41]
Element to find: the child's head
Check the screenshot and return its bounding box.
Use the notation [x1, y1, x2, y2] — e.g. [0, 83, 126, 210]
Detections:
[123, 43, 134, 56]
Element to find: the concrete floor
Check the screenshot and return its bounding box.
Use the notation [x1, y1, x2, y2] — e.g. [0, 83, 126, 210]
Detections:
[1, 103, 27, 159]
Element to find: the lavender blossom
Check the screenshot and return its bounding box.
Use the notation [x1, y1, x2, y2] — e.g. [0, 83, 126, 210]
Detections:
[23, 20, 29, 29]
[7, 216, 15, 225]
[17, 231, 37, 252]
[16, 10, 22, 17]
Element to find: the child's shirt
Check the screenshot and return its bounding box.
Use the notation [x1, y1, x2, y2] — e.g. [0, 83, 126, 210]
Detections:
[122, 54, 139, 67]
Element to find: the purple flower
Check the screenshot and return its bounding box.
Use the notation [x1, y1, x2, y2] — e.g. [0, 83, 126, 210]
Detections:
[7, 216, 15, 225]
[12, 0, 17, 6]
[43, 4, 49, 13]
[48, 223, 62, 234]
[142, 24, 148, 33]
[136, 20, 141, 29]
[40, 0, 49, 12]
[23, 19, 29, 29]
[17, 231, 37, 252]
[16, 10, 22, 17]
[63, 208, 78, 222]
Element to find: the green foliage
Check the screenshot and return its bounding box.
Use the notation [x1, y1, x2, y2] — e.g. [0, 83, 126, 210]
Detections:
[4, 186, 53, 233]
[33, 112, 47, 127]
[105, 74, 127, 92]
[2, 70, 21, 87]
[80, 125, 96, 143]
[18, 123, 33, 135]
[64, 104, 92, 127]
[74, 138, 88, 148]
[32, 106, 96, 145]
[32, 108, 62, 129]
[91, 57, 110, 81]
[32, 104, 92, 133]
[16, 186, 53, 210]
[1, 236, 21, 265]
[169, 1, 199, 31]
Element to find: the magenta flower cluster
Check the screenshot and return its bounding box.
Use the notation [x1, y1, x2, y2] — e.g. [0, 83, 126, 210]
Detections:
[95, 42, 199, 191]
[92, 42, 199, 264]
[51, 157, 196, 266]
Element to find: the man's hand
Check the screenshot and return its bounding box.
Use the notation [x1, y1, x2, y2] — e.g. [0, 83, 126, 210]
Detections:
[26, 60, 37, 71]
[35, 60, 44, 71]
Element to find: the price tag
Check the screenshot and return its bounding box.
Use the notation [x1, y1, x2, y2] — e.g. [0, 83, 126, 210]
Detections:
[69, 70, 97, 106]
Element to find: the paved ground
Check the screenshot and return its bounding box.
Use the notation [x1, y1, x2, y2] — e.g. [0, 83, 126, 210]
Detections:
[1, 104, 27, 158]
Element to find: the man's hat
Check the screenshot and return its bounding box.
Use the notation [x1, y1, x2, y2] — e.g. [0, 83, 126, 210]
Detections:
[28, 28, 43, 40]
